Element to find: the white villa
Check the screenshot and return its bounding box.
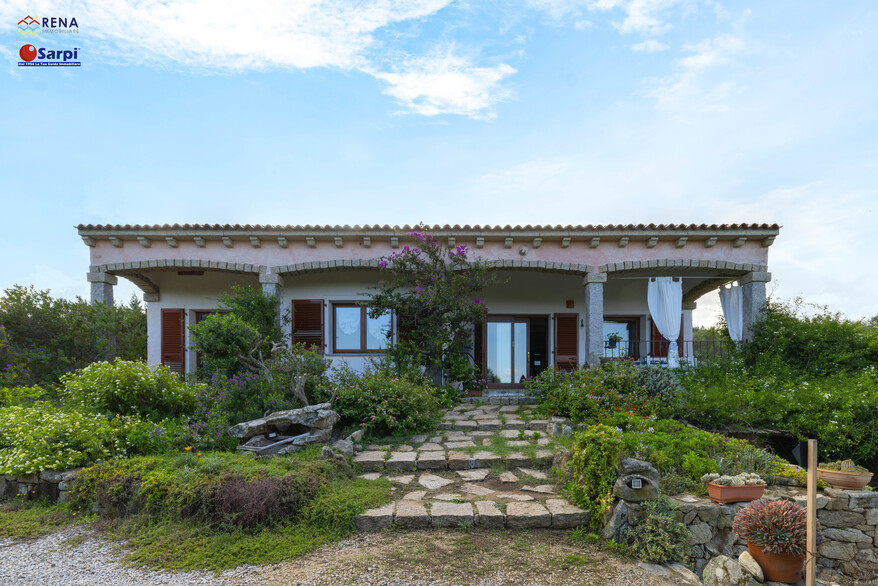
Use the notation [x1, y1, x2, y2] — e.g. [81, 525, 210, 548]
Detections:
[78, 223, 778, 389]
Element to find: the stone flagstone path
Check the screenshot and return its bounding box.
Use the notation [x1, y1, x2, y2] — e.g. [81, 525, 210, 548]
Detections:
[353, 403, 589, 531]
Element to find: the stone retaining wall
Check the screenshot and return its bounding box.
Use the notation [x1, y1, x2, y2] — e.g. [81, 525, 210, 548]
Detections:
[604, 486, 878, 583]
[1, 469, 80, 503]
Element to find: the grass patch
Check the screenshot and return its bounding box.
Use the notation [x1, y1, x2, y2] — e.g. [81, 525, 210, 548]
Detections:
[68, 448, 393, 571]
[0, 499, 93, 539]
[489, 434, 512, 459]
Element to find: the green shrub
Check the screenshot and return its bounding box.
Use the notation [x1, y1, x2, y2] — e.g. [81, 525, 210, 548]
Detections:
[189, 314, 264, 378]
[0, 402, 176, 475]
[626, 495, 691, 564]
[323, 366, 442, 436]
[634, 366, 683, 414]
[565, 424, 623, 529]
[61, 360, 199, 421]
[678, 358, 878, 462]
[0, 286, 146, 386]
[525, 362, 656, 424]
[0, 385, 45, 407]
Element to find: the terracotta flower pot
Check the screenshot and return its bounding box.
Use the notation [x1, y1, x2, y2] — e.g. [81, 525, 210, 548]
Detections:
[706, 482, 766, 503]
[817, 468, 873, 490]
[747, 542, 805, 583]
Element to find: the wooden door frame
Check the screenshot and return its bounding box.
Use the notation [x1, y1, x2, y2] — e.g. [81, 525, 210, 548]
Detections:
[482, 314, 548, 389]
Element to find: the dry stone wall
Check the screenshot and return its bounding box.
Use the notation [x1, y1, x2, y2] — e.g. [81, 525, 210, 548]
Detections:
[1, 469, 79, 503]
[605, 485, 878, 583]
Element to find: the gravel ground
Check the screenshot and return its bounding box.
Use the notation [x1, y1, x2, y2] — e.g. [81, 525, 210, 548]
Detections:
[0, 526, 666, 586]
[0, 527, 256, 586]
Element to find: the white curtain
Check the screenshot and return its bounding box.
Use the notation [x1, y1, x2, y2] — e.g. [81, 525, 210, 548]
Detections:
[719, 284, 743, 342]
[647, 277, 683, 367]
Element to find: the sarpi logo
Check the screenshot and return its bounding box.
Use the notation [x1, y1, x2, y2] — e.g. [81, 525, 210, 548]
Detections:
[19, 44, 81, 67]
[17, 15, 79, 34]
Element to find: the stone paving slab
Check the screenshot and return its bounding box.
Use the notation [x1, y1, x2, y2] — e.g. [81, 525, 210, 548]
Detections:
[385, 451, 418, 471]
[446, 451, 471, 470]
[545, 498, 590, 529]
[507, 502, 552, 528]
[445, 440, 475, 449]
[417, 452, 447, 470]
[418, 473, 453, 490]
[355, 502, 394, 531]
[471, 451, 501, 467]
[431, 502, 475, 528]
[388, 475, 415, 484]
[475, 500, 506, 528]
[418, 442, 444, 451]
[353, 451, 386, 472]
[457, 469, 490, 481]
[395, 501, 430, 529]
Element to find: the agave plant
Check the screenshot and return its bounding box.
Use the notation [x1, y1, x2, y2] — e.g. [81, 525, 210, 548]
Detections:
[732, 499, 822, 556]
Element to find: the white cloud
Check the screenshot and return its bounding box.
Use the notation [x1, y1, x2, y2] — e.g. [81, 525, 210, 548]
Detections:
[632, 39, 669, 52]
[575, 19, 595, 30]
[0, 0, 452, 70]
[586, 0, 683, 35]
[646, 34, 746, 112]
[1, 0, 519, 119]
[372, 47, 516, 119]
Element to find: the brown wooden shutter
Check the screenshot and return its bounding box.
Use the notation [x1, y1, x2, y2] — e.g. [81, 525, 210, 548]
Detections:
[473, 320, 485, 378]
[161, 308, 185, 375]
[554, 313, 578, 371]
[650, 318, 684, 358]
[292, 299, 324, 352]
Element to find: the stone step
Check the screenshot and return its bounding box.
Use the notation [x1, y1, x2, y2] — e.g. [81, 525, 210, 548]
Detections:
[354, 499, 590, 532]
[354, 448, 554, 473]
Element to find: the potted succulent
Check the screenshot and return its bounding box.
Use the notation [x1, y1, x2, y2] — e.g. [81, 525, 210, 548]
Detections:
[606, 333, 623, 349]
[817, 459, 874, 490]
[701, 472, 767, 503]
[732, 499, 822, 584]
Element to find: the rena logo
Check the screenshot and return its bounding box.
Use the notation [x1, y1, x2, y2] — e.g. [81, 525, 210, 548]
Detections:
[18, 44, 81, 67]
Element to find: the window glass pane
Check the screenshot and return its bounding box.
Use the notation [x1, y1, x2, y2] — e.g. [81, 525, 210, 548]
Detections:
[513, 321, 527, 383]
[366, 312, 391, 350]
[486, 322, 512, 383]
[335, 306, 361, 350]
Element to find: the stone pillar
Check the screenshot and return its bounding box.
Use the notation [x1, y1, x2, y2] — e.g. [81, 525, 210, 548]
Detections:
[87, 272, 117, 305]
[583, 271, 606, 367]
[682, 301, 696, 358]
[259, 272, 284, 325]
[739, 271, 771, 342]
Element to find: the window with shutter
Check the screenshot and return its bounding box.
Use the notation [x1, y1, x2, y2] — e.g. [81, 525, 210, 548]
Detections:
[161, 308, 185, 375]
[292, 299, 324, 352]
[554, 313, 578, 371]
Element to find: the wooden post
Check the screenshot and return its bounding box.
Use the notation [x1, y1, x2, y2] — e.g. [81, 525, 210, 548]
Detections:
[806, 439, 817, 586]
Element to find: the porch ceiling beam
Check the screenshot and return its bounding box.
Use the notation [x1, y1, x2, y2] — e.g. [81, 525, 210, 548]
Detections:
[306, 237, 317, 248]
[165, 237, 178, 248]
[277, 237, 288, 248]
[532, 237, 541, 248]
[250, 236, 261, 248]
[109, 237, 124, 248]
[561, 237, 571, 248]
[682, 277, 737, 304]
[704, 237, 717, 248]
[194, 237, 206, 248]
[222, 237, 234, 248]
[618, 237, 629, 248]
[589, 237, 600, 248]
[646, 237, 658, 248]
[137, 236, 151, 248]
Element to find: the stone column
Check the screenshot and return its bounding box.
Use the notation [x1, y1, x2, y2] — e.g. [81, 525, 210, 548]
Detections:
[583, 271, 606, 367]
[682, 301, 696, 358]
[259, 272, 284, 325]
[740, 271, 771, 342]
[87, 272, 117, 305]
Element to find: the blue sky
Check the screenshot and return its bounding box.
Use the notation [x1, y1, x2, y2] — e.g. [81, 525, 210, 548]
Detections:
[1, 1, 876, 325]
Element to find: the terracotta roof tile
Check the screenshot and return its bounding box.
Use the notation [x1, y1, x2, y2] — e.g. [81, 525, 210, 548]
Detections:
[77, 223, 781, 232]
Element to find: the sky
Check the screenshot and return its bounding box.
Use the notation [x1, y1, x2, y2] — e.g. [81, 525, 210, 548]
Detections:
[1, 1, 876, 327]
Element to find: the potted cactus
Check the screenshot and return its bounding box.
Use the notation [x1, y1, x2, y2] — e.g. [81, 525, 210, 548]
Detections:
[732, 499, 822, 584]
[701, 472, 767, 503]
[817, 460, 873, 490]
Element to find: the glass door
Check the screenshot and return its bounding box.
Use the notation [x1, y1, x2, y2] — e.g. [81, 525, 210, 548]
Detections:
[486, 318, 529, 386]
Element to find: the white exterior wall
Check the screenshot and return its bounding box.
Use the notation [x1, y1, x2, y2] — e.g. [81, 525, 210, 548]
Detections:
[146, 268, 699, 374]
